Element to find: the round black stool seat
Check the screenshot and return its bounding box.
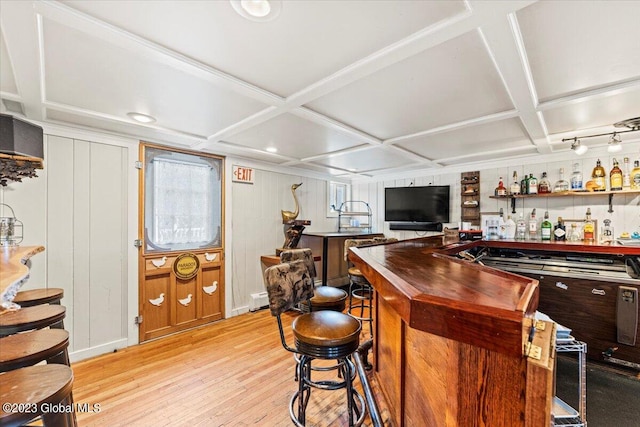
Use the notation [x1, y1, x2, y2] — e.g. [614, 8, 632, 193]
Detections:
[0, 305, 66, 337]
[14, 288, 64, 307]
[299, 286, 348, 313]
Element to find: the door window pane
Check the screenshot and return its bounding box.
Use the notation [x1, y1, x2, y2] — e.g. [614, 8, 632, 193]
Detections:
[143, 146, 223, 253]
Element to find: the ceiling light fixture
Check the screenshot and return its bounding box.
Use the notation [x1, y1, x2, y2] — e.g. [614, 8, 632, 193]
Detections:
[127, 112, 156, 124]
[570, 137, 588, 155]
[230, 0, 281, 22]
[607, 132, 622, 153]
[265, 147, 278, 153]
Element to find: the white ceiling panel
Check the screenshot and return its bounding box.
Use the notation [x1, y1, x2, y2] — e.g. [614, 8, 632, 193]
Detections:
[224, 113, 368, 159]
[397, 118, 531, 160]
[311, 147, 412, 173]
[541, 88, 640, 135]
[439, 146, 539, 167]
[0, 32, 17, 94]
[62, 0, 467, 97]
[42, 18, 268, 137]
[305, 30, 514, 140]
[517, 1, 640, 102]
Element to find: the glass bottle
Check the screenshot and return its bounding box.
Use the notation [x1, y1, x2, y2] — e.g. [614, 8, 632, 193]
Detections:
[528, 208, 538, 240]
[571, 163, 583, 190]
[567, 222, 581, 242]
[505, 215, 516, 239]
[592, 159, 606, 191]
[601, 219, 614, 244]
[622, 157, 631, 189]
[495, 177, 507, 196]
[554, 217, 566, 241]
[516, 212, 527, 240]
[553, 168, 570, 192]
[583, 208, 595, 242]
[527, 173, 538, 195]
[510, 171, 520, 195]
[610, 158, 623, 191]
[538, 172, 551, 194]
[520, 173, 529, 195]
[541, 211, 552, 241]
[630, 160, 640, 190]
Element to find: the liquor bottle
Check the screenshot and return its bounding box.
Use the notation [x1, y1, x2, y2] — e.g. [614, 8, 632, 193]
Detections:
[591, 159, 606, 191]
[571, 163, 583, 190]
[567, 222, 581, 242]
[516, 212, 527, 240]
[610, 158, 623, 191]
[630, 160, 640, 190]
[538, 172, 551, 194]
[622, 157, 632, 189]
[554, 217, 566, 241]
[510, 171, 520, 195]
[505, 215, 516, 239]
[528, 208, 538, 240]
[495, 177, 507, 196]
[553, 167, 570, 192]
[601, 219, 614, 244]
[541, 211, 552, 241]
[497, 208, 506, 239]
[527, 173, 538, 195]
[583, 208, 595, 242]
[520, 173, 529, 195]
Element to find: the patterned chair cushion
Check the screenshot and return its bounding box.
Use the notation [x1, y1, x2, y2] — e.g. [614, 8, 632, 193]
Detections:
[280, 248, 316, 279]
[264, 259, 315, 316]
[343, 237, 399, 262]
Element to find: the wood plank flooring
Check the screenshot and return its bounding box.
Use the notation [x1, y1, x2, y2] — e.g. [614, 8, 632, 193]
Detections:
[71, 309, 392, 426]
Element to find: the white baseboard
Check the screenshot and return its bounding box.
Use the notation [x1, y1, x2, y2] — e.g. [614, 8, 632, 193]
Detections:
[69, 338, 129, 363]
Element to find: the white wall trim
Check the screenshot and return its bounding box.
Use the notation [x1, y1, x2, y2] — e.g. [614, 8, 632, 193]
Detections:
[69, 338, 129, 363]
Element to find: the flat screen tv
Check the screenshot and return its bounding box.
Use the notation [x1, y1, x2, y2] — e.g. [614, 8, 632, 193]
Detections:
[384, 185, 450, 223]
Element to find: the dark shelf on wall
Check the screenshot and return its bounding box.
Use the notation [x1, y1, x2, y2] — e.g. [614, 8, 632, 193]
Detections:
[461, 171, 480, 226]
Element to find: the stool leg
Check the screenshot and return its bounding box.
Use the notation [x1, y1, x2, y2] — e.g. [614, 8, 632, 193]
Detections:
[48, 348, 71, 366]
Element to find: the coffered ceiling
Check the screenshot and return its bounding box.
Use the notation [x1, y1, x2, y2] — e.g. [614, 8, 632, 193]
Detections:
[1, 1, 639, 179]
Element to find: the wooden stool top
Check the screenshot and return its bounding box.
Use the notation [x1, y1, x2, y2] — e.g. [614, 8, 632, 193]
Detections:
[0, 329, 69, 372]
[0, 364, 74, 426]
[0, 305, 66, 336]
[293, 310, 361, 347]
[14, 288, 64, 307]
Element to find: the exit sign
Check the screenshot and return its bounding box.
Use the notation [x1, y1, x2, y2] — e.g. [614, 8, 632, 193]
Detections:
[232, 165, 254, 184]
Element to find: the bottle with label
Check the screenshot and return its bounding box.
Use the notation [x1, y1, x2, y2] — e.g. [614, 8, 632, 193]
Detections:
[495, 177, 507, 196]
[610, 158, 623, 191]
[541, 211, 552, 241]
[554, 217, 566, 241]
[623, 157, 632, 189]
[553, 168, 570, 192]
[516, 212, 527, 240]
[528, 208, 538, 240]
[538, 172, 551, 194]
[510, 171, 520, 195]
[601, 219, 614, 244]
[631, 160, 640, 190]
[592, 159, 606, 191]
[527, 173, 538, 195]
[520, 174, 529, 195]
[583, 208, 595, 242]
[505, 215, 516, 239]
[497, 208, 506, 239]
[571, 163, 583, 190]
[567, 222, 581, 242]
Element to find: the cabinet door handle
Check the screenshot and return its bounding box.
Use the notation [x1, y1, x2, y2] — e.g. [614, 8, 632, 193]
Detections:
[591, 288, 606, 296]
[555, 281, 568, 290]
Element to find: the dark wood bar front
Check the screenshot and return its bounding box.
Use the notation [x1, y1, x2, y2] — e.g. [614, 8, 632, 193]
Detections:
[349, 236, 554, 427]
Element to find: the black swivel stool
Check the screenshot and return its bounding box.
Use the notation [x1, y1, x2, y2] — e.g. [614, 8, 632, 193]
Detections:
[264, 259, 365, 426]
[0, 305, 66, 337]
[14, 288, 64, 307]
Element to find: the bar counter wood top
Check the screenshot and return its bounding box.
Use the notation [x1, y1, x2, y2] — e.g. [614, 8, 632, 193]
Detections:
[1, 246, 44, 311]
[349, 236, 554, 427]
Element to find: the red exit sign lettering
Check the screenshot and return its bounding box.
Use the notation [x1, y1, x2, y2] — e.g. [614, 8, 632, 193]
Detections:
[232, 165, 254, 184]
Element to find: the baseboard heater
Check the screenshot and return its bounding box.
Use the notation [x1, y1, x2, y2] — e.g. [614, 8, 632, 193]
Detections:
[249, 291, 269, 312]
[389, 222, 443, 231]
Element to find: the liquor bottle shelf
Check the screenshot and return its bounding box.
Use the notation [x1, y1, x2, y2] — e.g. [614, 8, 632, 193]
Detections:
[490, 190, 640, 213]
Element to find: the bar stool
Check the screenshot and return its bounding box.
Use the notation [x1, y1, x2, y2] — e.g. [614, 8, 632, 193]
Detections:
[264, 259, 365, 426]
[0, 329, 70, 372]
[0, 364, 77, 427]
[14, 288, 64, 307]
[0, 305, 66, 337]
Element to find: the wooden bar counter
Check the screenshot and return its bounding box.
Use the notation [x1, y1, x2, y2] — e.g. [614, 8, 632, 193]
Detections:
[349, 236, 554, 427]
[1, 246, 44, 311]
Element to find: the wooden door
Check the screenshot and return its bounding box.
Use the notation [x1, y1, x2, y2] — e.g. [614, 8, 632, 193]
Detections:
[138, 143, 225, 342]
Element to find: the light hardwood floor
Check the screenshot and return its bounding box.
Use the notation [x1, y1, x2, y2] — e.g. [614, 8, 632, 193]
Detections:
[72, 309, 391, 426]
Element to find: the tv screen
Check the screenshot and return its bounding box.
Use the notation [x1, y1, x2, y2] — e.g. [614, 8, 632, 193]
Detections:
[384, 185, 450, 223]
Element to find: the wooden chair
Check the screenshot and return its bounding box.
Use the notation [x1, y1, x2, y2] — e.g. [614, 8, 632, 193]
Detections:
[0, 305, 66, 337]
[13, 288, 64, 307]
[264, 259, 365, 426]
[0, 329, 70, 372]
[0, 364, 77, 427]
[280, 248, 347, 312]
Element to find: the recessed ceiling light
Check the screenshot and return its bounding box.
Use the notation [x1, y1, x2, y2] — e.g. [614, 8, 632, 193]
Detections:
[266, 147, 278, 153]
[127, 112, 156, 123]
[230, 0, 281, 22]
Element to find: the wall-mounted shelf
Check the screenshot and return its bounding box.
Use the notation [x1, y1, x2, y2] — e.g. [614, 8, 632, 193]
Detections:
[337, 201, 372, 233]
[490, 190, 640, 214]
[461, 171, 480, 226]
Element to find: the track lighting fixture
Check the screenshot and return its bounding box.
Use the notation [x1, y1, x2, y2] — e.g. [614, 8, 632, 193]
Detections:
[562, 117, 639, 155]
[607, 132, 622, 153]
[570, 137, 588, 155]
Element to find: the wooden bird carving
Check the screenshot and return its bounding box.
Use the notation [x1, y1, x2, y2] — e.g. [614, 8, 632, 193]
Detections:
[281, 183, 303, 221]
